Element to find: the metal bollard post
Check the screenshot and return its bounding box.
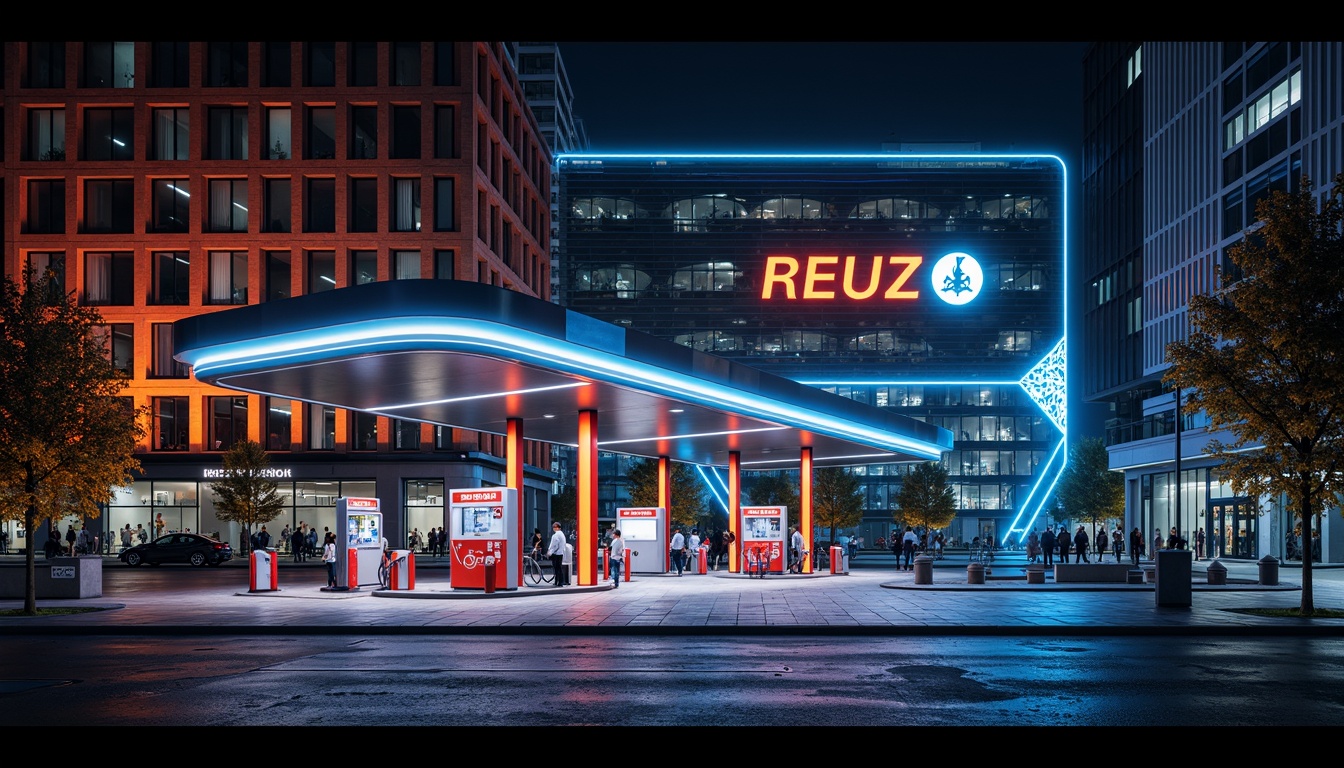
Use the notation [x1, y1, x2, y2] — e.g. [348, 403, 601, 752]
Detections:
[483, 555, 496, 594]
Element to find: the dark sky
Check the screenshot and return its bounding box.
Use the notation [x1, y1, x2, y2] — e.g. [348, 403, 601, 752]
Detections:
[558, 42, 1090, 163]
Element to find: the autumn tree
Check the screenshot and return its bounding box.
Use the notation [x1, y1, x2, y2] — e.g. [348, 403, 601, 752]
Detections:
[812, 467, 864, 548]
[1053, 437, 1124, 544]
[0, 268, 146, 615]
[895, 461, 958, 549]
[1165, 173, 1344, 616]
[625, 457, 710, 530]
[209, 439, 287, 551]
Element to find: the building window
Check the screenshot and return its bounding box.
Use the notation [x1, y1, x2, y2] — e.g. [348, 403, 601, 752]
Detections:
[208, 250, 248, 305]
[82, 107, 134, 160]
[263, 42, 291, 87]
[434, 105, 455, 159]
[207, 106, 248, 160]
[434, 177, 455, 231]
[151, 179, 191, 233]
[266, 398, 292, 451]
[351, 250, 377, 285]
[393, 419, 420, 450]
[152, 396, 190, 451]
[209, 396, 249, 451]
[393, 178, 420, 232]
[308, 251, 336, 293]
[263, 178, 291, 233]
[83, 252, 133, 306]
[26, 42, 65, 88]
[267, 108, 291, 160]
[27, 108, 65, 160]
[392, 42, 420, 86]
[152, 108, 190, 160]
[149, 42, 189, 88]
[394, 251, 420, 280]
[308, 404, 336, 450]
[304, 177, 335, 232]
[208, 179, 249, 232]
[434, 42, 455, 86]
[206, 41, 248, 87]
[305, 42, 335, 87]
[152, 323, 190, 378]
[350, 106, 377, 159]
[27, 252, 66, 301]
[306, 107, 335, 159]
[26, 179, 65, 234]
[349, 41, 377, 87]
[266, 251, 291, 301]
[391, 106, 420, 159]
[152, 251, 191, 305]
[349, 177, 378, 233]
[91, 323, 133, 375]
[82, 179, 133, 233]
[82, 41, 134, 88]
[351, 411, 378, 451]
[434, 249, 455, 280]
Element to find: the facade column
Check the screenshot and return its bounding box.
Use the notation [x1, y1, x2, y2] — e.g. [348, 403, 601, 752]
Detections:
[728, 450, 741, 573]
[506, 417, 524, 586]
[577, 410, 598, 586]
[800, 446, 813, 574]
[659, 456, 672, 573]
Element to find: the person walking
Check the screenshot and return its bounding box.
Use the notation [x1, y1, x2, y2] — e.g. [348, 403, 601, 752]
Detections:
[1195, 527, 1206, 560]
[668, 527, 686, 576]
[547, 522, 569, 587]
[1153, 529, 1164, 558]
[322, 531, 338, 588]
[1130, 527, 1144, 566]
[607, 528, 625, 587]
[901, 526, 918, 571]
[1073, 525, 1090, 563]
[1040, 526, 1056, 567]
[1095, 527, 1107, 561]
[293, 523, 307, 562]
[1112, 528, 1125, 562]
[1056, 525, 1070, 563]
[65, 524, 78, 556]
[1027, 529, 1040, 564]
[280, 524, 292, 554]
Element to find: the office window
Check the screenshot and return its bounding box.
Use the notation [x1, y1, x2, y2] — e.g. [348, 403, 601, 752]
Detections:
[393, 419, 420, 450]
[308, 404, 335, 450]
[152, 396, 190, 451]
[84, 252, 134, 306]
[83, 107, 134, 160]
[263, 178, 291, 233]
[207, 106, 248, 160]
[305, 42, 334, 86]
[151, 323, 189, 378]
[350, 106, 377, 159]
[91, 323, 133, 375]
[26, 42, 65, 88]
[434, 42, 455, 86]
[304, 177, 335, 232]
[350, 177, 378, 233]
[27, 179, 65, 234]
[308, 251, 336, 293]
[393, 178, 420, 232]
[149, 42, 189, 88]
[209, 396, 249, 451]
[394, 251, 420, 280]
[152, 251, 191, 305]
[82, 180, 133, 234]
[349, 41, 377, 86]
[208, 250, 248, 305]
[351, 411, 378, 451]
[266, 251, 291, 302]
[27, 108, 65, 160]
[83, 41, 134, 88]
[434, 249, 455, 280]
[266, 398, 293, 451]
[27, 252, 66, 301]
[151, 179, 190, 233]
[392, 42, 420, 86]
[263, 42, 291, 87]
[306, 107, 335, 159]
[350, 250, 377, 285]
[267, 108, 291, 159]
[206, 41, 248, 87]
[208, 179, 249, 232]
[434, 105, 455, 159]
[152, 108, 190, 160]
[392, 106, 420, 159]
[434, 177, 455, 231]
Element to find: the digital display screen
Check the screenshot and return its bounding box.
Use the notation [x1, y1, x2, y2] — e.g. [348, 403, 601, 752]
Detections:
[621, 518, 658, 542]
[347, 513, 380, 547]
[746, 518, 782, 540]
[458, 506, 504, 536]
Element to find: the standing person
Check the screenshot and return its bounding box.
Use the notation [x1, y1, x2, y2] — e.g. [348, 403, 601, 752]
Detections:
[890, 531, 902, 566]
[280, 524, 291, 553]
[119, 524, 133, 552]
[136, 524, 147, 544]
[154, 513, 165, 538]
[546, 522, 569, 587]
[1195, 527, 1206, 560]
[607, 529, 625, 587]
[1153, 529, 1164, 557]
[255, 525, 272, 551]
[321, 532, 338, 588]
[0, 528, 8, 555]
[65, 524, 78, 555]
[688, 528, 702, 573]
[308, 527, 319, 558]
[1027, 529, 1040, 564]
[1112, 528, 1125, 562]
[1057, 526, 1070, 563]
[426, 526, 438, 557]
[530, 527, 543, 559]
[668, 527, 686, 576]
[1040, 526, 1056, 567]
[1130, 527, 1144, 566]
[1095, 527, 1107, 561]
[1073, 525, 1090, 563]
[901, 526, 918, 571]
[789, 525, 805, 573]
[293, 523, 307, 562]
[436, 528, 448, 559]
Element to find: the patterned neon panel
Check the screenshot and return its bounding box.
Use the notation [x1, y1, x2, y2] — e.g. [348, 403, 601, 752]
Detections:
[1018, 337, 1067, 433]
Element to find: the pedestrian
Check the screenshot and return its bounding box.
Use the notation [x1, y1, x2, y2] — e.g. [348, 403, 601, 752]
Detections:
[45, 527, 63, 558]
[789, 525, 805, 573]
[1196, 527, 1206, 560]
[1095, 527, 1107, 560]
[136, 523, 147, 544]
[0, 528, 8, 555]
[436, 528, 448, 558]
[1057, 526, 1070, 563]
[1040, 526, 1056, 567]
[293, 523, 307, 562]
[688, 528, 702, 573]
[668, 527, 686, 576]
[890, 531, 902, 565]
[1073, 525, 1090, 563]
[901, 525, 918, 571]
[530, 527, 543, 559]
[1112, 528, 1124, 562]
[65, 524, 78, 556]
[1153, 529, 1163, 557]
[280, 524, 291, 553]
[1027, 529, 1040, 564]
[308, 527, 319, 557]
[120, 524, 133, 552]
[847, 535, 858, 562]
[607, 528, 625, 587]
[255, 525, 272, 551]
[322, 531, 338, 588]
[1130, 527, 1144, 566]
[547, 522, 569, 586]
[1167, 527, 1184, 550]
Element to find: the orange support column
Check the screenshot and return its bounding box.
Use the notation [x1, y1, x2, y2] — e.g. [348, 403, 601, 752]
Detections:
[577, 410, 599, 586]
[659, 456, 671, 572]
[507, 418, 525, 587]
[800, 447, 814, 574]
[728, 451, 741, 573]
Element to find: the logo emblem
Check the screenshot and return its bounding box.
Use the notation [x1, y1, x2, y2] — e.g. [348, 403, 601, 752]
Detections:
[931, 252, 983, 305]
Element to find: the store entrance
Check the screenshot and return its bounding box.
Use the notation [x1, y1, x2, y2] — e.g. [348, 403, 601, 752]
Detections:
[1210, 498, 1256, 560]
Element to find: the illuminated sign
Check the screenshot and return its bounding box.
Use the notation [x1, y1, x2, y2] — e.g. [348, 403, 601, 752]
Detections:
[450, 489, 504, 504]
[931, 252, 983, 305]
[618, 508, 660, 518]
[203, 467, 293, 479]
[344, 497, 380, 509]
[760, 252, 983, 304]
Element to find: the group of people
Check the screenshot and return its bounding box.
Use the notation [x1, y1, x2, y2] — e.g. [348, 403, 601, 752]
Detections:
[284, 522, 322, 562]
[890, 526, 920, 570]
[416, 527, 449, 557]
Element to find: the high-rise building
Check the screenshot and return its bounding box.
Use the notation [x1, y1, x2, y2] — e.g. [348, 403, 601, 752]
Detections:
[1, 41, 556, 554]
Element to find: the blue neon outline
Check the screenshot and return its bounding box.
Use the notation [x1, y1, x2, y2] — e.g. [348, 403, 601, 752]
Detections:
[696, 465, 729, 515]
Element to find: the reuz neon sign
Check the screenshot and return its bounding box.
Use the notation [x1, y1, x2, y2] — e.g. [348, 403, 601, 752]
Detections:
[761, 253, 983, 305]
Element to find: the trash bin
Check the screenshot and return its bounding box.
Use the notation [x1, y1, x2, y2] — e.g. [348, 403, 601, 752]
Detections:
[1154, 549, 1192, 607]
[483, 555, 496, 594]
[249, 548, 277, 592]
[1206, 559, 1227, 585]
[913, 554, 934, 584]
[1258, 555, 1280, 586]
[830, 545, 848, 575]
[966, 562, 985, 585]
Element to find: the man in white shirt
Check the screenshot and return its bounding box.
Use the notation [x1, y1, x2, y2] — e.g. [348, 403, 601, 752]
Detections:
[669, 527, 686, 576]
[789, 525, 805, 573]
[608, 528, 625, 587]
[547, 522, 569, 586]
[687, 528, 702, 573]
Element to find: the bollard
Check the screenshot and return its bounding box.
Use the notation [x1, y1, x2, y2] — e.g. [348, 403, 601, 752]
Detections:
[913, 554, 934, 585]
[483, 555, 496, 594]
[698, 545, 709, 575]
[966, 562, 985, 585]
[1206, 559, 1227, 585]
[1258, 555, 1280, 586]
[1025, 564, 1045, 585]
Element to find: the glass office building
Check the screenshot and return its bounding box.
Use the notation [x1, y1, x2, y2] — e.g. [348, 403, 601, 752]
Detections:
[556, 154, 1068, 546]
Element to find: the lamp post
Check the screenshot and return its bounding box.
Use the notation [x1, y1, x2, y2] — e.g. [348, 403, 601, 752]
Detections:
[1174, 385, 1182, 545]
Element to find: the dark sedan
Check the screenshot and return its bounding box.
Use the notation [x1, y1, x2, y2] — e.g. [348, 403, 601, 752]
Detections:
[118, 533, 233, 567]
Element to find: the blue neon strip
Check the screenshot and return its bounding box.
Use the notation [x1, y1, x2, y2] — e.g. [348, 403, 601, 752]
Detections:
[999, 438, 1067, 546]
[697, 465, 729, 515]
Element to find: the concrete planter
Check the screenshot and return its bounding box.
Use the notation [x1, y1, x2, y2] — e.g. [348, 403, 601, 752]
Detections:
[0, 556, 103, 599]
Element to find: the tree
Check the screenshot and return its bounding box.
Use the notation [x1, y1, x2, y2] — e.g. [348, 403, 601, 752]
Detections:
[895, 461, 958, 548]
[0, 268, 146, 615]
[625, 458, 709, 530]
[549, 485, 576, 531]
[209, 439, 287, 551]
[1052, 437, 1125, 545]
[1165, 173, 1344, 616]
[812, 467, 864, 547]
[747, 471, 800, 527]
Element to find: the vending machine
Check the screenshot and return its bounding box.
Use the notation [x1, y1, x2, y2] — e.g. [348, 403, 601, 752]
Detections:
[336, 497, 383, 589]
[616, 507, 666, 574]
[741, 506, 787, 575]
[448, 487, 519, 591]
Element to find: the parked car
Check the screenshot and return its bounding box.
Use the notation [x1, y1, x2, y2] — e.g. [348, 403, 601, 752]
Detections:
[118, 533, 233, 567]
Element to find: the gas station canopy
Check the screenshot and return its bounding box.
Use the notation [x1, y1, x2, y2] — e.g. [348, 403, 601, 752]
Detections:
[173, 280, 953, 469]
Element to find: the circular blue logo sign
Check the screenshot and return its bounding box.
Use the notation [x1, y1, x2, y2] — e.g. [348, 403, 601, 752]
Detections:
[931, 252, 983, 305]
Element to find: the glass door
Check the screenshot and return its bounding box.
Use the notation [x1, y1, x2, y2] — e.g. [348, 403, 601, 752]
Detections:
[1210, 498, 1256, 560]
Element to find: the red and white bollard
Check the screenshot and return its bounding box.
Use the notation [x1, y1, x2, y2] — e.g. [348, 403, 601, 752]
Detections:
[389, 549, 415, 590]
[249, 548, 278, 592]
[698, 544, 708, 574]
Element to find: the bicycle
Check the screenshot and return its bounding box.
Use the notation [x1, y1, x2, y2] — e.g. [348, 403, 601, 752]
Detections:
[523, 553, 554, 585]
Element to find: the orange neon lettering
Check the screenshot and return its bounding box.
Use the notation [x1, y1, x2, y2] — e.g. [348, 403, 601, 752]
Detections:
[884, 256, 922, 299]
[803, 255, 839, 299]
[760, 256, 800, 299]
[843, 256, 882, 299]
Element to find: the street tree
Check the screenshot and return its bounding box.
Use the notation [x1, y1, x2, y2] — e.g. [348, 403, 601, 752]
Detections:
[1053, 437, 1124, 545]
[0, 268, 146, 615]
[549, 485, 576, 531]
[1165, 173, 1344, 616]
[209, 439, 287, 552]
[895, 461, 958, 549]
[812, 467, 864, 548]
[747, 471, 800, 527]
[626, 458, 710, 530]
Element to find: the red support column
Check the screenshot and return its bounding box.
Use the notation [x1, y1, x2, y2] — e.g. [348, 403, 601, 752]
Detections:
[800, 447, 814, 574]
[577, 410, 598, 586]
[728, 451, 741, 573]
[658, 456, 671, 572]
[507, 418, 524, 586]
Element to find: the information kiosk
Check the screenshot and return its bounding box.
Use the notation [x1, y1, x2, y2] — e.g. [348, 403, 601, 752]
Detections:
[336, 497, 383, 589]
[448, 487, 519, 591]
[741, 506, 787, 575]
[617, 507, 666, 574]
